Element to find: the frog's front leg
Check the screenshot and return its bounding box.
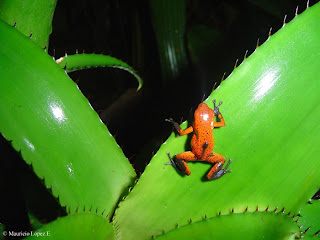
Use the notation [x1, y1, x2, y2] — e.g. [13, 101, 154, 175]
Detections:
[205, 153, 232, 180]
[212, 99, 226, 127]
[165, 118, 193, 136]
[166, 151, 197, 175]
[213, 99, 223, 115]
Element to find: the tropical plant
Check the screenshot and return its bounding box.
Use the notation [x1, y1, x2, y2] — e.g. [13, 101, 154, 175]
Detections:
[0, 0, 320, 239]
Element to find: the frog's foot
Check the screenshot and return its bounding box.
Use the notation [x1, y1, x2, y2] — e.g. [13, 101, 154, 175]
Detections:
[165, 118, 182, 133]
[210, 159, 232, 180]
[213, 99, 223, 115]
[165, 152, 185, 175]
[165, 118, 174, 123]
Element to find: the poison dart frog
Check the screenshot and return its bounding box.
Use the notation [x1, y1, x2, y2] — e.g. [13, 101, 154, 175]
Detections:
[166, 99, 232, 180]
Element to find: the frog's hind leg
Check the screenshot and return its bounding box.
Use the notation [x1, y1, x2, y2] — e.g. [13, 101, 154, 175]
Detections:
[166, 151, 197, 175]
[205, 153, 232, 180]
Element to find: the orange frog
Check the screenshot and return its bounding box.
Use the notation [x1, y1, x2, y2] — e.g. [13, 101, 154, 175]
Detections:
[166, 99, 232, 180]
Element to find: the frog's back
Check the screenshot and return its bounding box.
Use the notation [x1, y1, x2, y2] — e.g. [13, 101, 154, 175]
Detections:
[191, 103, 215, 159]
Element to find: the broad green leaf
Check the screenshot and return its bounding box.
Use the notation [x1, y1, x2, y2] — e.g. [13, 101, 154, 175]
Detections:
[149, 0, 187, 83]
[0, 0, 57, 50]
[114, 3, 320, 239]
[0, 19, 136, 218]
[26, 213, 115, 240]
[299, 200, 320, 237]
[56, 53, 143, 90]
[154, 212, 300, 240]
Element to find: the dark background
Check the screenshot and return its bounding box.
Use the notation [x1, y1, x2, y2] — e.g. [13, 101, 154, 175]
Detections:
[50, 0, 318, 171]
[1, 0, 319, 236]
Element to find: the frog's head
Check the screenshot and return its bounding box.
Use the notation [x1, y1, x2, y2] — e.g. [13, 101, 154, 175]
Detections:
[195, 103, 215, 122]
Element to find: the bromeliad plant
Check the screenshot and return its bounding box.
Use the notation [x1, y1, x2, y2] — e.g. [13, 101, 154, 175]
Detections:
[0, 0, 320, 239]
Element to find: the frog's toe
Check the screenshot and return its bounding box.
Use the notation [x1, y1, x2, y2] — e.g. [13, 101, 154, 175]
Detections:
[166, 152, 182, 172]
[209, 159, 232, 180]
[210, 169, 230, 180]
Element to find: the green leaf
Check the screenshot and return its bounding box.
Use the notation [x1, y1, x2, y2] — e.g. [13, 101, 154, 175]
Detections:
[0, 0, 57, 50]
[56, 53, 143, 90]
[299, 200, 320, 237]
[114, 3, 320, 239]
[149, 0, 188, 83]
[154, 212, 300, 240]
[26, 213, 115, 240]
[0, 19, 136, 218]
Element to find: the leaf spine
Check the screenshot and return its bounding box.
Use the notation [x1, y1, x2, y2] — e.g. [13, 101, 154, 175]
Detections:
[302, 227, 310, 234]
[256, 38, 260, 48]
[268, 27, 272, 37]
[295, 6, 299, 16]
[244, 50, 248, 60]
[283, 14, 287, 26]
[221, 72, 226, 82]
[234, 59, 239, 69]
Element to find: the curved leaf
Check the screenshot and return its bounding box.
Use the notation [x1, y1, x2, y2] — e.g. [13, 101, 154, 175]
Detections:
[26, 213, 115, 240]
[0, 19, 136, 218]
[0, 0, 57, 50]
[149, 0, 187, 83]
[114, 3, 320, 239]
[154, 212, 300, 240]
[56, 54, 143, 90]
